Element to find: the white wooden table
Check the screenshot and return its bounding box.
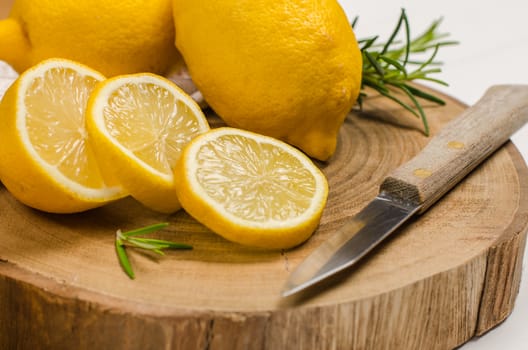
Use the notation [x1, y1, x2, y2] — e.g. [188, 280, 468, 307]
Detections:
[338, 1, 528, 349]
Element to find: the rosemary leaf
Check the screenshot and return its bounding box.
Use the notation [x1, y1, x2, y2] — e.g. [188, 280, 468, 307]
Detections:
[356, 8, 458, 134]
[403, 84, 446, 105]
[417, 77, 450, 86]
[125, 239, 166, 252]
[359, 36, 379, 51]
[401, 9, 411, 66]
[396, 83, 430, 135]
[131, 237, 193, 250]
[121, 222, 169, 237]
[380, 9, 406, 56]
[379, 55, 407, 76]
[114, 223, 192, 279]
[376, 87, 421, 119]
[115, 239, 135, 279]
[364, 51, 385, 76]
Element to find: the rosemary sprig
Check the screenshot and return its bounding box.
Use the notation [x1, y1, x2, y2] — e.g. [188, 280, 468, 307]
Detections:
[115, 222, 192, 279]
[354, 8, 459, 135]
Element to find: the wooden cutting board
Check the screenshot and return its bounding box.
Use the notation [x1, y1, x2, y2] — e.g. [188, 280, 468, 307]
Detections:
[0, 68, 527, 350]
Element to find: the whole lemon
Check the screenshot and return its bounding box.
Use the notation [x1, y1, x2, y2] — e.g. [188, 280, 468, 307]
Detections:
[0, 0, 180, 76]
[173, 0, 362, 161]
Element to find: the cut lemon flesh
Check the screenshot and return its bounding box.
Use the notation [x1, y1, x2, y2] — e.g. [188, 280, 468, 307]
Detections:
[174, 127, 328, 249]
[0, 58, 126, 213]
[86, 73, 210, 213]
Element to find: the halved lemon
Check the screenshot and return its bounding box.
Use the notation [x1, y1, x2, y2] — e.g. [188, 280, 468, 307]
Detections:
[174, 127, 329, 249]
[85, 73, 210, 213]
[0, 58, 126, 213]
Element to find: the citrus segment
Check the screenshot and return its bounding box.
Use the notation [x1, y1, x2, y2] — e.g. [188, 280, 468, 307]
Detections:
[174, 127, 329, 249]
[86, 73, 210, 213]
[0, 58, 126, 213]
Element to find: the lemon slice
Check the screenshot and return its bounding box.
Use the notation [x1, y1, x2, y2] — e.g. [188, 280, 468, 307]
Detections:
[174, 127, 329, 249]
[86, 73, 210, 213]
[0, 58, 126, 213]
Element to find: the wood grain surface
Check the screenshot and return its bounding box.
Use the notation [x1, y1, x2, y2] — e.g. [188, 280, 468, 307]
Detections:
[1, 3, 528, 349]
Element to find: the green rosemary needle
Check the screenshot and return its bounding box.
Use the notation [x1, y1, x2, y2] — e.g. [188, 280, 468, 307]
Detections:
[115, 222, 192, 279]
[354, 8, 459, 135]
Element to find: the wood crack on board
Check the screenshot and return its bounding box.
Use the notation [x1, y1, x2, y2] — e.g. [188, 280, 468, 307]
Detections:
[474, 247, 491, 336]
[203, 319, 214, 350]
[280, 250, 290, 272]
[474, 230, 524, 336]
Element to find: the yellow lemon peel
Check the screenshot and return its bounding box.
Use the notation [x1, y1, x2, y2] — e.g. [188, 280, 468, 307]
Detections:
[173, 0, 362, 161]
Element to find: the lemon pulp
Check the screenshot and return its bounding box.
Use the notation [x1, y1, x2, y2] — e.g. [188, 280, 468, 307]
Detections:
[103, 81, 205, 176]
[86, 73, 210, 213]
[25, 66, 106, 189]
[194, 133, 318, 223]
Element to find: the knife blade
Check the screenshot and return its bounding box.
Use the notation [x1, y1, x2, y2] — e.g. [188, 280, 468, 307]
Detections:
[282, 84, 528, 297]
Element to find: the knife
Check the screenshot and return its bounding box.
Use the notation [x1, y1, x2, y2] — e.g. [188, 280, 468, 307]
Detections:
[282, 84, 528, 297]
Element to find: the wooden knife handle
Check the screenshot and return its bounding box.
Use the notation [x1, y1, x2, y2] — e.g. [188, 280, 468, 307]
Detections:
[380, 85, 528, 213]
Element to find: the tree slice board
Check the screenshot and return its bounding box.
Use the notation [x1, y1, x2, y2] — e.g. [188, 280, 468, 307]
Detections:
[0, 68, 527, 350]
